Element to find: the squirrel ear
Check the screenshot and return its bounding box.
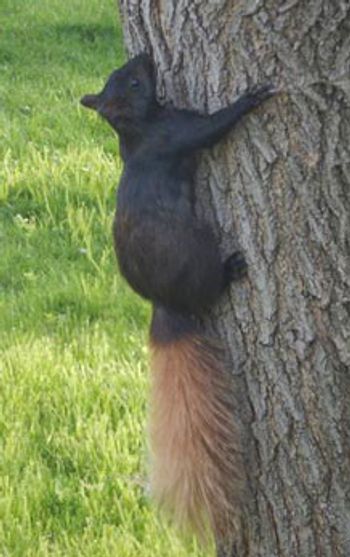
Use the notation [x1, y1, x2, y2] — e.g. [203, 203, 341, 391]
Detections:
[133, 52, 154, 78]
[80, 93, 100, 110]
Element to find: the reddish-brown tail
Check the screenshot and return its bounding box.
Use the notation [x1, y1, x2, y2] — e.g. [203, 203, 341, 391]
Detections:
[149, 306, 243, 542]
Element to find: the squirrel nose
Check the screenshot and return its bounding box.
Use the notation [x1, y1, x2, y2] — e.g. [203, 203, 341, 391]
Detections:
[80, 93, 101, 111]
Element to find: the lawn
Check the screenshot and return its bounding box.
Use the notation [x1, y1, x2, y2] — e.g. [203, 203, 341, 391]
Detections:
[0, 1, 205, 555]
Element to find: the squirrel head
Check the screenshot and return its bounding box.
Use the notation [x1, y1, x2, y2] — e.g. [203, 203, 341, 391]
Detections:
[80, 53, 157, 131]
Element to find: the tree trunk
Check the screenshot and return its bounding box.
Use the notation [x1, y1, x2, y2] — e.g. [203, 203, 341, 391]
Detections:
[117, 1, 350, 556]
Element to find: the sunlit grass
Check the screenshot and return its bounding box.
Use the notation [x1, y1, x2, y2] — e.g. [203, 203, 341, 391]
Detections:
[0, 0, 206, 555]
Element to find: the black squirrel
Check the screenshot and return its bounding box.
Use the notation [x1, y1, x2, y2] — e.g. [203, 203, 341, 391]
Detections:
[81, 53, 274, 541]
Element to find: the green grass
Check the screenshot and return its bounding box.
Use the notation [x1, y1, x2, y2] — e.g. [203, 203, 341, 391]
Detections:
[0, 1, 206, 555]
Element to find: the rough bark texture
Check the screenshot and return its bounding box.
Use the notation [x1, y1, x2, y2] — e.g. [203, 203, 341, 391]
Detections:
[117, 1, 350, 556]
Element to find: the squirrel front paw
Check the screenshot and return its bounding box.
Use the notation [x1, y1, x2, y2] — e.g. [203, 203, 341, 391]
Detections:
[244, 83, 277, 106]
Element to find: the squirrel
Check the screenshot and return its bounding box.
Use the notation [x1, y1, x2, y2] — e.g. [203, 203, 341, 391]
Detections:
[81, 53, 275, 542]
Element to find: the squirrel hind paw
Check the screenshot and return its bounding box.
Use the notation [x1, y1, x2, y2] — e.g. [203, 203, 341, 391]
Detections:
[223, 251, 248, 285]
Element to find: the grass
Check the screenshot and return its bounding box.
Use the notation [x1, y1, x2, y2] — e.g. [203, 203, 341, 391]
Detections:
[0, 1, 206, 555]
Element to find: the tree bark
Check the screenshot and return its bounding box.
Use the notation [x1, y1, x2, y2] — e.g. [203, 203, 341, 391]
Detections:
[117, 1, 350, 556]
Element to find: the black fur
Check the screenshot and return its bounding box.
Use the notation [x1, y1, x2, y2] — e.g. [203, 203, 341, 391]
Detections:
[81, 54, 274, 316]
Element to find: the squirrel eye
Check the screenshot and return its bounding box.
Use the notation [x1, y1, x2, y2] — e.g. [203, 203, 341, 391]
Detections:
[130, 78, 140, 89]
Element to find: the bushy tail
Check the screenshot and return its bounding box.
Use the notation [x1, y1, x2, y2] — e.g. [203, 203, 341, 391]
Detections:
[149, 305, 243, 542]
